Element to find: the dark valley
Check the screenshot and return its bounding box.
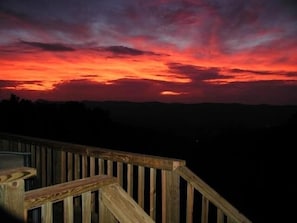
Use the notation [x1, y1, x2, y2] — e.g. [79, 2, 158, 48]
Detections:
[0, 94, 296, 223]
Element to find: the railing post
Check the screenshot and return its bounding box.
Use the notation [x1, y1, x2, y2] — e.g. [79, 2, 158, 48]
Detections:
[162, 169, 180, 223]
[0, 178, 25, 220]
[0, 167, 36, 222]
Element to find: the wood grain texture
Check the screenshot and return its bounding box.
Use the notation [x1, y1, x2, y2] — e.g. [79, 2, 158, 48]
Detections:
[25, 175, 117, 210]
[0, 167, 36, 183]
[101, 183, 155, 223]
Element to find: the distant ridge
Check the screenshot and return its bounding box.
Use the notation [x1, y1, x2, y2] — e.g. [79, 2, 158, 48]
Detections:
[82, 101, 297, 132]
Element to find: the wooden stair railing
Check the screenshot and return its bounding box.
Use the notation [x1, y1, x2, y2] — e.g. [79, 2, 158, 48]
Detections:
[0, 132, 253, 223]
[25, 174, 155, 223]
[0, 167, 155, 223]
[174, 166, 252, 223]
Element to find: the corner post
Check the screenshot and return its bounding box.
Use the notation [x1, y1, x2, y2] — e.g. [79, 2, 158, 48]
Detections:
[0, 179, 25, 220]
[0, 167, 36, 221]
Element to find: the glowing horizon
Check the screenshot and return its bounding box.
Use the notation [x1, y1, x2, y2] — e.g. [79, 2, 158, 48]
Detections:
[1, 0, 297, 104]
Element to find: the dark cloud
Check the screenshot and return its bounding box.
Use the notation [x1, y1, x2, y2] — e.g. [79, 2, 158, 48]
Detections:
[0, 80, 19, 88]
[99, 45, 160, 57]
[45, 79, 165, 102]
[0, 2, 92, 43]
[101, 46, 146, 56]
[152, 1, 204, 25]
[167, 63, 228, 81]
[20, 41, 75, 52]
[231, 68, 297, 77]
[0, 6, 33, 30]
[169, 63, 297, 81]
[230, 68, 275, 75]
[0, 7, 28, 21]
[277, 0, 297, 16]
[2, 0, 296, 52]
[0, 80, 43, 88]
[2, 78, 297, 105]
[81, 74, 99, 78]
[284, 72, 297, 77]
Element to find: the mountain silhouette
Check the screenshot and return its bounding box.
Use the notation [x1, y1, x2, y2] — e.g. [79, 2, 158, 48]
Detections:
[0, 94, 296, 223]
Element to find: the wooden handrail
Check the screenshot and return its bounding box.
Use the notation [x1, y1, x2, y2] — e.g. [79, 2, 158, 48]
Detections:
[175, 165, 252, 223]
[24, 175, 155, 223]
[25, 175, 117, 210]
[0, 167, 36, 183]
[101, 183, 155, 223]
[0, 132, 185, 170]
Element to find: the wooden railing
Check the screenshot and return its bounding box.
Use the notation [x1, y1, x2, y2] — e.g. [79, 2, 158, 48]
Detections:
[0, 132, 252, 223]
[0, 168, 154, 223]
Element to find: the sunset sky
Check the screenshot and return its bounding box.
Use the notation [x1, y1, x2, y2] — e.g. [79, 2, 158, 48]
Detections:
[1, 0, 297, 104]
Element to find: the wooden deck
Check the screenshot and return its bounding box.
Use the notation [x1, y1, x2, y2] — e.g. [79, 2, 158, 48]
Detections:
[0, 132, 252, 223]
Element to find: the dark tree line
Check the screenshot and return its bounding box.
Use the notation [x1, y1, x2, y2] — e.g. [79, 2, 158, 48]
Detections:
[0, 94, 112, 145]
[1, 94, 296, 154]
[0, 94, 190, 154]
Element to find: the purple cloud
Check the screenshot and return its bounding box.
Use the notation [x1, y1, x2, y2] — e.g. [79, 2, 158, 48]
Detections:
[0, 80, 43, 88]
[42, 79, 165, 102]
[20, 41, 75, 52]
[167, 63, 231, 81]
[98, 45, 161, 57]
